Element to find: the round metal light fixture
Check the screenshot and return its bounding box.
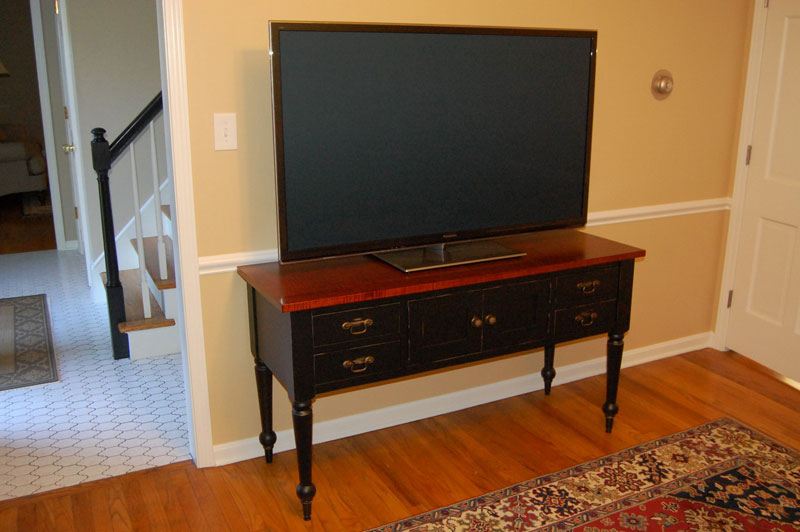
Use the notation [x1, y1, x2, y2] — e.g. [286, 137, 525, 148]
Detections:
[651, 69, 674, 100]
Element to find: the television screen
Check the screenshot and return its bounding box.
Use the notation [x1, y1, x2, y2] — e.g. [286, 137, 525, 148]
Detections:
[270, 23, 596, 264]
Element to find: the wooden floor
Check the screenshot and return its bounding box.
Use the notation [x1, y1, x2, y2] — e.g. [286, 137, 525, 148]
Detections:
[0, 192, 56, 255]
[1, 349, 798, 531]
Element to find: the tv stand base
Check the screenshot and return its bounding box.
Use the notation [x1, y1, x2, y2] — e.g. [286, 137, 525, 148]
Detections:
[238, 229, 646, 521]
[373, 239, 525, 272]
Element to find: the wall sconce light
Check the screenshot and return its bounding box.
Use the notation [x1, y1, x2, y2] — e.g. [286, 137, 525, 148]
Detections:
[651, 69, 673, 100]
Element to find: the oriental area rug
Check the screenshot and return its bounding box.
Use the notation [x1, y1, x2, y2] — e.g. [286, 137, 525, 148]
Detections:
[0, 294, 57, 391]
[367, 418, 799, 532]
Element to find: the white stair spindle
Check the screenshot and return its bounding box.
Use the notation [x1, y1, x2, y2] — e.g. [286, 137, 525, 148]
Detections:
[149, 122, 167, 280]
[130, 143, 151, 319]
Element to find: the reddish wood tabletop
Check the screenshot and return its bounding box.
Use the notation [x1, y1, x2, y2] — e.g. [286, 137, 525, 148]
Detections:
[237, 229, 646, 313]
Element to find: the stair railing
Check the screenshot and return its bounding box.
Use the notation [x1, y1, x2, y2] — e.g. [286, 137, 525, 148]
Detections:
[91, 92, 164, 360]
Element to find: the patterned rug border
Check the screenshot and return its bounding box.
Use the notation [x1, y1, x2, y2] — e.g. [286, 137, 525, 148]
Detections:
[0, 293, 58, 392]
[365, 417, 800, 532]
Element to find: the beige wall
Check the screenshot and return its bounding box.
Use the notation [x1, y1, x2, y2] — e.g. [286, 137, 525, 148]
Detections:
[181, 1, 752, 446]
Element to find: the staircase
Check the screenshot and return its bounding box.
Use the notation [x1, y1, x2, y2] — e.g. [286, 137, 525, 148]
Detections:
[91, 93, 181, 360]
[112, 216, 180, 360]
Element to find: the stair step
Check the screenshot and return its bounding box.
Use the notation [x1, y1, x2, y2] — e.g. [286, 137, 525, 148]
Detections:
[130, 235, 176, 291]
[161, 205, 171, 220]
[101, 270, 175, 333]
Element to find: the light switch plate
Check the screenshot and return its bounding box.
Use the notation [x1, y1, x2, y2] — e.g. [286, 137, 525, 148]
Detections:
[214, 113, 237, 150]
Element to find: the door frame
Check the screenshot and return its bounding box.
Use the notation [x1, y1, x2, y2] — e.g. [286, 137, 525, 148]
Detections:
[713, 0, 770, 350]
[28, 0, 74, 251]
[159, 0, 214, 467]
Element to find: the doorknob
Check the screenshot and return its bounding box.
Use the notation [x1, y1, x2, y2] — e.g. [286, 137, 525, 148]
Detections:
[61, 144, 75, 153]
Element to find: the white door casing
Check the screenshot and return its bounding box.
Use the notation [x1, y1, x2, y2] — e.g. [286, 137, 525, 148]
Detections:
[726, 0, 800, 382]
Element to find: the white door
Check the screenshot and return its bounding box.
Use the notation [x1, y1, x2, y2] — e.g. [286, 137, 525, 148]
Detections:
[53, 0, 94, 284]
[727, 0, 800, 382]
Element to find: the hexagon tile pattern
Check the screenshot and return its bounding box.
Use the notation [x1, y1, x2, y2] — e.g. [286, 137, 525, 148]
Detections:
[0, 250, 190, 500]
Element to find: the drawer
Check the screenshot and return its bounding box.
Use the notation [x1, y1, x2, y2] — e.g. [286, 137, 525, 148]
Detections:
[314, 341, 403, 386]
[554, 267, 619, 305]
[554, 300, 617, 341]
[312, 303, 401, 347]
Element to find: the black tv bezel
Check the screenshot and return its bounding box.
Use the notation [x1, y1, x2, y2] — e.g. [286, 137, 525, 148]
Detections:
[269, 21, 597, 263]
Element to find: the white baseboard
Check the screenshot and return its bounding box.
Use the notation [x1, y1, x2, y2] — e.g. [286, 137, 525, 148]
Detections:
[212, 332, 713, 466]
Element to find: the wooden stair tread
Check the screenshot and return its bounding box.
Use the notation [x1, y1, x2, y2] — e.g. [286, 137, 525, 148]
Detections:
[130, 235, 176, 290]
[101, 270, 175, 333]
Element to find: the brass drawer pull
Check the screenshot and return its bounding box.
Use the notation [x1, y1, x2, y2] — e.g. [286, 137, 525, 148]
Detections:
[485, 314, 497, 326]
[342, 317, 374, 335]
[342, 355, 375, 373]
[575, 311, 598, 327]
[577, 280, 600, 294]
[470, 316, 483, 328]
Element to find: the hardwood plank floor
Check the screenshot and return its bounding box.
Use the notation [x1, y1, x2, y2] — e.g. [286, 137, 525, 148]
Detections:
[1, 349, 798, 531]
[0, 192, 56, 255]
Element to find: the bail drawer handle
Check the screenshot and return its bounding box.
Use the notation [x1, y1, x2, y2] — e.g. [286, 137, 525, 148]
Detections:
[575, 311, 598, 327]
[577, 280, 600, 294]
[342, 355, 375, 373]
[342, 317, 373, 335]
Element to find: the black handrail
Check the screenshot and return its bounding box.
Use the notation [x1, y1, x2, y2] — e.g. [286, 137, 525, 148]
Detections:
[109, 92, 163, 164]
[91, 92, 163, 360]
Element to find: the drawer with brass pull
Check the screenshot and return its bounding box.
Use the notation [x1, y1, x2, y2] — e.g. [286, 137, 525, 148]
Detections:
[314, 341, 402, 387]
[554, 267, 619, 305]
[312, 303, 401, 347]
[553, 300, 617, 341]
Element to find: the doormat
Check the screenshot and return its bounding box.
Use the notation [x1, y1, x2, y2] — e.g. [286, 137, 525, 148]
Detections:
[367, 418, 800, 531]
[0, 294, 58, 391]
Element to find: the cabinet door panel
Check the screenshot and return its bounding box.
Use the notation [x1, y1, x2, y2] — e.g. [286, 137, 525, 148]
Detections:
[409, 291, 482, 363]
[483, 280, 550, 349]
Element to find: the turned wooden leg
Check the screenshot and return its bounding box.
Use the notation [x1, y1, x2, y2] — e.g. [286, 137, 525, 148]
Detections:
[603, 332, 624, 433]
[292, 400, 316, 521]
[541, 344, 556, 395]
[254, 361, 277, 463]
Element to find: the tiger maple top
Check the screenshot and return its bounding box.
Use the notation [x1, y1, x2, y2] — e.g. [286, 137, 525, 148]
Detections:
[237, 229, 646, 313]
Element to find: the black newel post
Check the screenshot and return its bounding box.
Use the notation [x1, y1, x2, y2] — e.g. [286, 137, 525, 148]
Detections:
[91, 128, 130, 359]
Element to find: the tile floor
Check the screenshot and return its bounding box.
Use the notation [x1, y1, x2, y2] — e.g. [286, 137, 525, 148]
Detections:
[0, 250, 190, 500]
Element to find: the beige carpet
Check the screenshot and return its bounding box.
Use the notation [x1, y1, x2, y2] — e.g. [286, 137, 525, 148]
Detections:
[0, 294, 57, 391]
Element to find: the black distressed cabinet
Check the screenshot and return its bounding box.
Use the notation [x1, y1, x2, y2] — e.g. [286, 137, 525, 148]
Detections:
[238, 229, 645, 520]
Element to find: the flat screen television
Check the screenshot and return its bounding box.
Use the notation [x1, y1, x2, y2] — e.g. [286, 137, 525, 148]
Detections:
[269, 22, 597, 271]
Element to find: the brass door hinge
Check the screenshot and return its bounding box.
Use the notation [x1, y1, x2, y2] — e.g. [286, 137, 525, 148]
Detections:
[727, 290, 733, 308]
[745, 145, 752, 165]
[75, 207, 79, 219]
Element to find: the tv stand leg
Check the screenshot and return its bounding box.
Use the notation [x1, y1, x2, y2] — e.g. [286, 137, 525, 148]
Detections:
[254, 361, 277, 463]
[292, 400, 316, 520]
[541, 344, 556, 395]
[603, 332, 624, 433]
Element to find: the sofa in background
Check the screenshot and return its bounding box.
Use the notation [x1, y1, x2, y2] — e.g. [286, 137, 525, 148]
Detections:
[0, 124, 48, 198]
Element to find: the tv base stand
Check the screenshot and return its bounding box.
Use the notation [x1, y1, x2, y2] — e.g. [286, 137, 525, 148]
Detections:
[373, 239, 526, 272]
[238, 229, 645, 520]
